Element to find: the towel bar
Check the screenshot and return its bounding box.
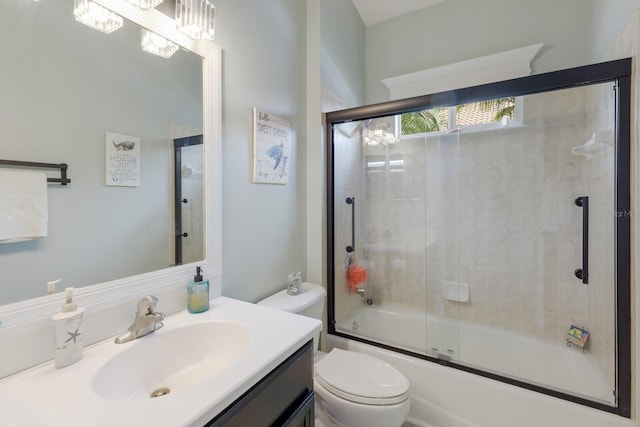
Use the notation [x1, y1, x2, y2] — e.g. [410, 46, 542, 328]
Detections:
[0, 159, 71, 185]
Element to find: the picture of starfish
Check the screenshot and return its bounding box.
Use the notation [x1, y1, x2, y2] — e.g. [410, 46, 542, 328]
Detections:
[65, 326, 82, 344]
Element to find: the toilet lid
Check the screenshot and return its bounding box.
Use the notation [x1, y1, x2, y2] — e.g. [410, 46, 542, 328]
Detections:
[314, 349, 409, 405]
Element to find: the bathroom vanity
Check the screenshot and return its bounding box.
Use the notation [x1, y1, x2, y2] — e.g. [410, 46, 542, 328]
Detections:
[208, 340, 314, 426]
[0, 297, 321, 427]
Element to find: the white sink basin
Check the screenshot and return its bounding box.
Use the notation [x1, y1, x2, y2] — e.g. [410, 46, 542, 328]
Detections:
[0, 298, 322, 426]
[92, 321, 251, 401]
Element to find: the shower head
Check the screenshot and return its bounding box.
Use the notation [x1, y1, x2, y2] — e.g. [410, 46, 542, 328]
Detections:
[571, 128, 613, 159]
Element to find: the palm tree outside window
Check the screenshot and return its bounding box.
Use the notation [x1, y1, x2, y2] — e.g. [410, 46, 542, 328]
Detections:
[401, 96, 521, 136]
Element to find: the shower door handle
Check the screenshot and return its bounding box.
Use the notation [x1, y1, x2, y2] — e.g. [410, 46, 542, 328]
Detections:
[346, 197, 355, 253]
[574, 196, 589, 284]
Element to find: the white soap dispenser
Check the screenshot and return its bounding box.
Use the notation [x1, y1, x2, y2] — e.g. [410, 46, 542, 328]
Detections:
[52, 287, 85, 369]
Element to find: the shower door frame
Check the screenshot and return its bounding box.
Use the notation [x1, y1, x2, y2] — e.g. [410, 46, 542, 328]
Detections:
[325, 58, 632, 417]
[173, 134, 204, 266]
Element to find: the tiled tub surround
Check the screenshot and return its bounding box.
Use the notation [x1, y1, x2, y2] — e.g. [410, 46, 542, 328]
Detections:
[585, 80, 617, 394]
[332, 124, 367, 323]
[333, 82, 618, 399]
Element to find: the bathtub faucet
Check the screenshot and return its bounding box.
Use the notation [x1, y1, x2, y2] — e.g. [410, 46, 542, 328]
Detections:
[355, 288, 373, 305]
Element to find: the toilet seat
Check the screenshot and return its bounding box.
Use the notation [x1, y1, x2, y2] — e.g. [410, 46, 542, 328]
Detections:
[314, 349, 409, 405]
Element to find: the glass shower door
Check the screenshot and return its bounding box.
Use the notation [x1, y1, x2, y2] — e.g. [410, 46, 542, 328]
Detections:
[173, 136, 204, 265]
[327, 59, 631, 415]
[331, 117, 433, 356]
[449, 83, 617, 405]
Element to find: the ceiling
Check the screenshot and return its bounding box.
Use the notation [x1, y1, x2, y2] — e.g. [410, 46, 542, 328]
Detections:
[351, 0, 447, 26]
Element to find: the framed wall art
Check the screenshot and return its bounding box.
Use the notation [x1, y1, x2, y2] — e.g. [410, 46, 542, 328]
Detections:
[252, 108, 291, 184]
[105, 131, 140, 187]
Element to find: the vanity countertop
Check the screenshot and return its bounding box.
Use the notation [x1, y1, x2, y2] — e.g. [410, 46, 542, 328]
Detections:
[0, 297, 321, 426]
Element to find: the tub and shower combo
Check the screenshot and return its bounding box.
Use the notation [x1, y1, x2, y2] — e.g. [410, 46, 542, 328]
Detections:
[325, 59, 632, 426]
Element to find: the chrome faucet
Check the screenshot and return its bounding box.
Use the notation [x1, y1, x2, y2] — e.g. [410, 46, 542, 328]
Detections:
[355, 287, 374, 305]
[114, 296, 165, 344]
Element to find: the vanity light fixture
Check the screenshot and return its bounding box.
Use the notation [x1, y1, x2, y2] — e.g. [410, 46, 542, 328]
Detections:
[124, 0, 163, 10]
[74, 0, 123, 34]
[141, 29, 179, 58]
[363, 122, 398, 146]
[175, 0, 215, 40]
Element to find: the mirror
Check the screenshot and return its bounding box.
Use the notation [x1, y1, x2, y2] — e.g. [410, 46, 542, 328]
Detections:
[0, 0, 204, 305]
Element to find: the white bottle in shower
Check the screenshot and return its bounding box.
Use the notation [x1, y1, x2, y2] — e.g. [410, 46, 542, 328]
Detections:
[52, 287, 85, 369]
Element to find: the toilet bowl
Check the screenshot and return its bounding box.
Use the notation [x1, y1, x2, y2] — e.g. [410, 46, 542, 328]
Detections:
[314, 348, 410, 427]
[257, 282, 410, 427]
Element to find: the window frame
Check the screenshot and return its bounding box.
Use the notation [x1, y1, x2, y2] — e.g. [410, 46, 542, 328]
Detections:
[398, 96, 525, 139]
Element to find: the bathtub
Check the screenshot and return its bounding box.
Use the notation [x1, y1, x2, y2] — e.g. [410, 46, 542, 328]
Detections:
[329, 304, 630, 427]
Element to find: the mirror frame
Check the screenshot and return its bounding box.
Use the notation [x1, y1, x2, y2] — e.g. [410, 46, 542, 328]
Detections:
[0, 0, 221, 326]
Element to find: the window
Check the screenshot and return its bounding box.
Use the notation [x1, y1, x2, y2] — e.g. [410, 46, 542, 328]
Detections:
[400, 96, 523, 136]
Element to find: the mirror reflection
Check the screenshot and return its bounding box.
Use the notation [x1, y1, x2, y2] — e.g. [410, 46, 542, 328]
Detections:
[0, 0, 204, 305]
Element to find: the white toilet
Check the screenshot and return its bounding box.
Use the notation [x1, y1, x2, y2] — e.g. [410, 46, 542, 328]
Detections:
[258, 282, 410, 427]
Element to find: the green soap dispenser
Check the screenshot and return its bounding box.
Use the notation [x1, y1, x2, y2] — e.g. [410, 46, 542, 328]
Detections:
[188, 266, 209, 313]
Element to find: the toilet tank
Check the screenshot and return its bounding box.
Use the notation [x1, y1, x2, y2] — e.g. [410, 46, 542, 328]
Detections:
[257, 282, 326, 320]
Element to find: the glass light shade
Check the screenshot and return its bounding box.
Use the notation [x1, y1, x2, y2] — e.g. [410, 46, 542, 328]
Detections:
[141, 29, 179, 58]
[175, 0, 215, 40]
[363, 122, 398, 146]
[124, 0, 163, 10]
[74, 0, 123, 34]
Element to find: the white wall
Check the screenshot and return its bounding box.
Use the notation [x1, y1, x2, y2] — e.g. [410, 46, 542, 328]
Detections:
[213, 0, 365, 302]
[213, 0, 309, 302]
[364, 0, 591, 103]
[321, 0, 366, 108]
[588, 0, 640, 62]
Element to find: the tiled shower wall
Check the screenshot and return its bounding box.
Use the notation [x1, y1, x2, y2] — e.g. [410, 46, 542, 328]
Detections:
[582, 82, 617, 391]
[358, 85, 617, 363]
[333, 125, 367, 325]
[362, 135, 434, 311]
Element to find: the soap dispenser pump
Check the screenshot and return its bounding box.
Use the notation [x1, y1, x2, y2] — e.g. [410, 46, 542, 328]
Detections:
[187, 266, 209, 313]
[52, 287, 85, 369]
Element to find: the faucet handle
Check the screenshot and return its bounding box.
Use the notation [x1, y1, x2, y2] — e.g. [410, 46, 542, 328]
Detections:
[136, 295, 159, 316]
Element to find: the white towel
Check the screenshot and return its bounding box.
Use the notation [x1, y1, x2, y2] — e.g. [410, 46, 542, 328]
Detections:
[0, 170, 48, 243]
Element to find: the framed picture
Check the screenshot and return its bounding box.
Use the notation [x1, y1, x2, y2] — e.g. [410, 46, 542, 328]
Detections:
[105, 132, 140, 187]
[252, 108, 291, 184]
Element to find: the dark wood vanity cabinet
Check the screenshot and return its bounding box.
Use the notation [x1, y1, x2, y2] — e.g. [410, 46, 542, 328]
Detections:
[206, 340, 315, 427]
